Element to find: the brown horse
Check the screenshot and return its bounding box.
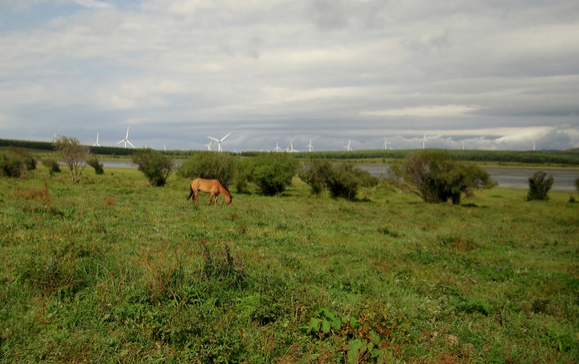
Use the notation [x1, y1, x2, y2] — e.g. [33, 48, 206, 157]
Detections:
[187, 178, 233, 206]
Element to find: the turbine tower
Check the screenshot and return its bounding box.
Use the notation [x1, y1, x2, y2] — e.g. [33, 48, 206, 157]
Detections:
[344, 140, 353, 152]
[383, 136, 391, 150]
[207, 132, 230, 152]
[206, 140, 212, 151]
[307, 140, 314, 152]
[422, 134, 428, 149]
[273, 142, 282, 152]
[117, 126, 135, 148]
[93, 132, 101, 147]
[289, 142, 298, 153]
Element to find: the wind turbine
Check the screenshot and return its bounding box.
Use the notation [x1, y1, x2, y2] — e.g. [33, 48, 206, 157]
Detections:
[117, 126, 135, 148]
[207, 132, 230, 152]
[421, 134, 428, 149]
[383, 136, 391, 150]
[93, 132, 101, 147]
[307, 140, 314, 152]
[206, 140, 212, 151]
[273, 142, 282, 152]
[288, 142, 298, 153]
[344, 140, 353, 152]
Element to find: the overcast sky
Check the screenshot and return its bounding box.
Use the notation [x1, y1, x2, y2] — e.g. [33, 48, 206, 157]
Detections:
[1, 0, 578, 152]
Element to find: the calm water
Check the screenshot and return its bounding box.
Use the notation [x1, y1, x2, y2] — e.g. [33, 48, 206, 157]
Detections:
[358, 165, 579, 191]
[101, 160, 579, 191]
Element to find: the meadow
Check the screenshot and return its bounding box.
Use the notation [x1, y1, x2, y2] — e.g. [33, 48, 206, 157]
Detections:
[0, 165, 578, 363]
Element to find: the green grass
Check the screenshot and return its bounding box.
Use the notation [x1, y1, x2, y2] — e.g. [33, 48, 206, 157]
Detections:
[1, 167, 578, 363]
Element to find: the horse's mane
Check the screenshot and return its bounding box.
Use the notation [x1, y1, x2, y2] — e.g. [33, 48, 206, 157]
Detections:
[218, 180, 231, 194]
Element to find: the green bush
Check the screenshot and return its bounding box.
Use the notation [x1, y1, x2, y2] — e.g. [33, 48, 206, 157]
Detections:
[527, 171, 554, 201]
[299, 158, 333, 195]
[132, 148, 174, 187]
[41, 158, 61, 176]
[0, 148, 36, 178]
[299, 160, 378, 200]
[327, 164, 378, 200]
[246, 153, 298, 195]
[87, 157, 104, 175]
[177, 152, 238, 188]
[393, 151, 494, 205]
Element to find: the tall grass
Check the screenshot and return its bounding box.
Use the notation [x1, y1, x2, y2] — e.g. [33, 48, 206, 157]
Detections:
[0, 168, 578, 362]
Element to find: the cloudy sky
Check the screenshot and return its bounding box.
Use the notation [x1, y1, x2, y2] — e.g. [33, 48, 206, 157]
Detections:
[1, 0, 578, 152]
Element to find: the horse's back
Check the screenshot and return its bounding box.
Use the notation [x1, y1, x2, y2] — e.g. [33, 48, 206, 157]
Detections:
[191, 178, 223, 193]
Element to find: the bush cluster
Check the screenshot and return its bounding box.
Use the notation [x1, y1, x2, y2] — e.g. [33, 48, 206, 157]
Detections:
[299, 159, 379, 200]
[0, 147, 36, 178]
[41, 158, 61, 176]
[392, 151, 494, 205]
[87, 157, 104, 175]
[245, 153, 298, 195]
[177, 152, 238, 188]
[132, 149, 174, 187]
[527, 171, 554, 201]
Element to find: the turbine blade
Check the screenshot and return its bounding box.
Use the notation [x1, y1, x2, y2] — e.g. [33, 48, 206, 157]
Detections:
[221, 132, 231, 141]
[127, 140, 135, 148]
[208, 136, 219, 142]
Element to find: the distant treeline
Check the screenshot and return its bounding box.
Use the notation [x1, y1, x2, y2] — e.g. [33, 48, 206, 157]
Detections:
[2, 138, 579, 165]
[242, 149, 579, 165]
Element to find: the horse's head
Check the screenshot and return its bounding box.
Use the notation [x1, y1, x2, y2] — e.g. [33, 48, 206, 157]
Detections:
[225, 194, 233, 205]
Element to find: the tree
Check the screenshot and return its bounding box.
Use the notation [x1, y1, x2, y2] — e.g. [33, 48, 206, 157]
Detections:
[132, 148, 174, 187]
[393, 151, 494, 205]
[0, 148, 36, 178]
[527, 171, 554, 201]
[53, 136, 90, 183]
[246, 153, 298, 195]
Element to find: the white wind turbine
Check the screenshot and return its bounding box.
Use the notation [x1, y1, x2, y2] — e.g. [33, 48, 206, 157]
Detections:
[383, 136, 391, 150]
[93, 132, 101, 147]
[288, 142, 298, 153]
[421, 134, 428, 149]
[207, 132, 230, 152]
[206, 140, 212, 151]
[307, 140, 314, 152]
[117, 126, 135, 148]
[344, 140, 353, 152]
[273, 142, 282, 152]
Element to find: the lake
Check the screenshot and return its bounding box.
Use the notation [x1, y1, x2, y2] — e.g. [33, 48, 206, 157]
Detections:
[358, 165, 579, 192]
[101, 160, 579, 191]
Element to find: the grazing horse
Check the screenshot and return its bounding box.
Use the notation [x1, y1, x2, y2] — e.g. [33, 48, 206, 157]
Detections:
[187, 178, 233, 206]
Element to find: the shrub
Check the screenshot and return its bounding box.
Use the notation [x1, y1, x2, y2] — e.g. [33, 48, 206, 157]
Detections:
[177, 152, 238, 188]
[53, 135, 90, 183]
[246, 152, 298, 195]
[0, 148, 36, 178]
[87, 157, 104, 175]
[41, 158, 61, 176]
[299, 158, 333, 195]
[393, 151, 494, 205]
[132, 148, 174, 187]
[527, 171, 554, 201]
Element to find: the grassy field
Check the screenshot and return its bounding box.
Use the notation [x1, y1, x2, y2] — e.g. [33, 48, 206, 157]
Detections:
[1, 166, 578, 363]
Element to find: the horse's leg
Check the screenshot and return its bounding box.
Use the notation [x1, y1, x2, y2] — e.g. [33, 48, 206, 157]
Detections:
[194, 190, 198, 203]
[208, 193, 214, 205]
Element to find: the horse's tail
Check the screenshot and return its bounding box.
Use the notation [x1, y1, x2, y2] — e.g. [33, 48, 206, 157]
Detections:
[186, 185, 194, 200]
